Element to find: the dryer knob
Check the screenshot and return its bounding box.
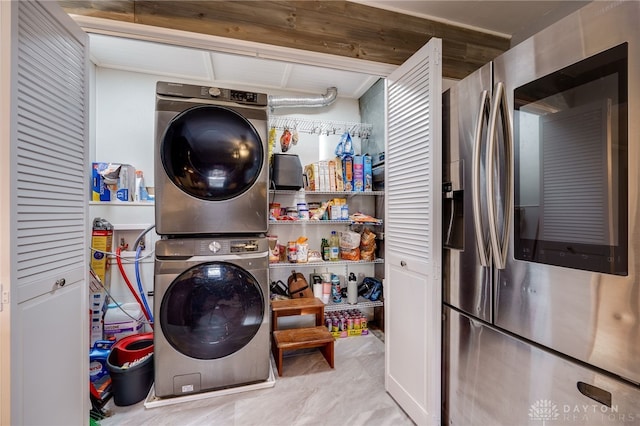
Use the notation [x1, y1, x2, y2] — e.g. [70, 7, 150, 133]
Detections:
[208, 241, 222, 253]
[208, 87, 221, 97]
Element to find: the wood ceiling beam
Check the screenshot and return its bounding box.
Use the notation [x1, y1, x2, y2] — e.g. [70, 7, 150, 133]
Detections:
[58, 0, 510, 80]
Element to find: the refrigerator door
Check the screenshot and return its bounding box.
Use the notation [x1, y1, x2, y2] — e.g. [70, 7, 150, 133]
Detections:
[444, 307, 640, 426]
[493, 0, 640, 384]
[443, 62, 493, 322]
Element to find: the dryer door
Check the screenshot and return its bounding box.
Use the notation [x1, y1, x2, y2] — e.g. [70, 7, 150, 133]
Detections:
[160, 105, 264, 201]
[159, 261, 265, 360]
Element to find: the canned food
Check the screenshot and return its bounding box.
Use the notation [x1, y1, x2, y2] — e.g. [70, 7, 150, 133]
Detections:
[347, 317, 354, 331]
[332, 317, 340, 333]
[360, 315, 367, 330]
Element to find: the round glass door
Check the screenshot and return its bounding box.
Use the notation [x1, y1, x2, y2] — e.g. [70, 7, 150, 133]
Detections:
[160, 262, 265, 360]
[161, 105, 264, 201]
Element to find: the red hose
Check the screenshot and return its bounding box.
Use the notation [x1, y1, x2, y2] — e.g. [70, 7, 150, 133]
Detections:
[115, 247, 152, 323]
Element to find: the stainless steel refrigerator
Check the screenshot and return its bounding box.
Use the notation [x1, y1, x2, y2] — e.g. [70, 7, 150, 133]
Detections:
[442, 2, 640, 424]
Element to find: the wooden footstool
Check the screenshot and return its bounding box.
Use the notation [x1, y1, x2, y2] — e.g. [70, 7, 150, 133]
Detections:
[272, 326, 335, 376]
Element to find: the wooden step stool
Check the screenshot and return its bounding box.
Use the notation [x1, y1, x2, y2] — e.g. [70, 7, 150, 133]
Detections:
[271, 297, 325, 331]
[272, 326, 335, 376]
[270, 298, 335, 376]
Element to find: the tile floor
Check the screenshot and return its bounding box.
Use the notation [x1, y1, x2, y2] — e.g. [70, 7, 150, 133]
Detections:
[97, 331, 414, 425]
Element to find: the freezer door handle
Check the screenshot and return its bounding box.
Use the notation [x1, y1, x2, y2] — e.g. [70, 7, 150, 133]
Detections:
[486, 82, 513, 270]
[577, 382, 612, 408]
[472, 89, 491, 267]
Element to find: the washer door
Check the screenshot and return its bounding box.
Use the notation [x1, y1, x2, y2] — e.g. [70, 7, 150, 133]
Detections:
[160, 262, 265, 360]
[161, 105, 264, 201]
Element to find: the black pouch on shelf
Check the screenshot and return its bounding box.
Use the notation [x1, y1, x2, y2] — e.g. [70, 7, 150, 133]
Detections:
[270, 280, 289, 297]
[359, 277, 383, 301]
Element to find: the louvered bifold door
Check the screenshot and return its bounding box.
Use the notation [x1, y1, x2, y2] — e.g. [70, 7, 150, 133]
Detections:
[5, 1, 89, 424]
[384, 37, 442, 426]
[13, 1, 88, 301]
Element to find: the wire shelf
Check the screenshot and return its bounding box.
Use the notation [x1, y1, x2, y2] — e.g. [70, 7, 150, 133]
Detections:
[269, 115, 373, 138]
[269, 219, 382, 226]
[268, 258, 384, 269]
[324, 297, 384, 312]
[269, 190, 384, 196]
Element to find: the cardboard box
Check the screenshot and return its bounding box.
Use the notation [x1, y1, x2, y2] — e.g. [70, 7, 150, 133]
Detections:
[91, 162, 136, 202]
[353, 155, 364, 192]
[319, 160, 329, 192]
[304, 163, 319, 191]
[90, 218, 113, 290]
[343, 157, 354, 191]
[89, 270, 108, 346]
[363, 154, 373, 191]
[334, 157, 345, 192]
[328, 160, 337, 192]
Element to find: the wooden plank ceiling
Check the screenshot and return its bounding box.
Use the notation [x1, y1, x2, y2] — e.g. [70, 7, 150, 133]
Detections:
[58, 0, 510, 80]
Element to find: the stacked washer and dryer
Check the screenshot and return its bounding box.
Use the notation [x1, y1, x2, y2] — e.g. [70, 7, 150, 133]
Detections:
[153, 81, 271, 398]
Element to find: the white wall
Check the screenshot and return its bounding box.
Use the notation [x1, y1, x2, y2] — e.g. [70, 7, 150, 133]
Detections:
[93, 67, 363, 184]
[90, 66, 366, 311]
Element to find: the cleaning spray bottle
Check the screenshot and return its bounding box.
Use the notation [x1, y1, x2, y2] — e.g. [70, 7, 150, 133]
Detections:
[134, 170, 149, 202]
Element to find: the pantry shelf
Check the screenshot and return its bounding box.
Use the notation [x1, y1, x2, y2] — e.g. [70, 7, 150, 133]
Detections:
[269, 220, 383, 226]
[269, 190, 384, 196]
[324, 297, 384, 312]
[269, 259, 384, 269]
[268, 115, 373, 138]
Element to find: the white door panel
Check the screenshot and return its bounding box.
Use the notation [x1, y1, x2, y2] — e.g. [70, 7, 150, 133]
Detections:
[0, 1, 88, 424]
[385, 37, 442, 426]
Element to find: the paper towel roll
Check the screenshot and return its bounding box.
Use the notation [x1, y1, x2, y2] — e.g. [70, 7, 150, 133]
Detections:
[347, 280, 358, 304]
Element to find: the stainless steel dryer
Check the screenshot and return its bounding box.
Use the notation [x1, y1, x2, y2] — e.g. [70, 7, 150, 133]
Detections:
[155, 81, 269, 235]
[153, 236, 270, 397]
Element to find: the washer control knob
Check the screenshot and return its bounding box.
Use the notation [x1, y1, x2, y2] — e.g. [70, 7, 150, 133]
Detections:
[208, 87, 221, 97]
[208, 241, 222, 253]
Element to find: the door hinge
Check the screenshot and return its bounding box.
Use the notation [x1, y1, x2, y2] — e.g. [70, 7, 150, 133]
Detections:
[0, 283, 8, 311]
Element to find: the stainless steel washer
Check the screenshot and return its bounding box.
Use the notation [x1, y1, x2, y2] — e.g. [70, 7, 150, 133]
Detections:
[153, 236, 270, 397]
[154, 81, 269, 235]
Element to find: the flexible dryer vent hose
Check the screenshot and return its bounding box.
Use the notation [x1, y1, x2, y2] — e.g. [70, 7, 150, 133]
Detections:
[268, 87, 338, 109]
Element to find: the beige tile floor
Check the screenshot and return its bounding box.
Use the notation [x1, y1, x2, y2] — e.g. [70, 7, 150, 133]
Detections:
[97, 331, 414, 426]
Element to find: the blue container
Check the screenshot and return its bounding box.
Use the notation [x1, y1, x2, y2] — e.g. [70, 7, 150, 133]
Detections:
[89, 340, 115, 385]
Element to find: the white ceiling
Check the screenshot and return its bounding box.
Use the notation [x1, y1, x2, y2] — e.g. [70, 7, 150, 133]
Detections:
[88, 1, 590, 99]
[89, 33, 381, 98]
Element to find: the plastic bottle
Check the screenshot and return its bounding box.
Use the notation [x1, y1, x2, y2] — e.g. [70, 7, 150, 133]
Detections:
[329, 231, 340, 261]
[103, 302, 144, 341]
[347, 272, 358, 304]
[134, 170, 148, 202]
[331, 273, 342, 303]
[321, 238, 329, 261]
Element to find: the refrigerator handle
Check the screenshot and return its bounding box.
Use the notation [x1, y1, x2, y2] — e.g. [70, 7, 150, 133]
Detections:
[486, 82, 513, 270]
[472, 89, 491, 267]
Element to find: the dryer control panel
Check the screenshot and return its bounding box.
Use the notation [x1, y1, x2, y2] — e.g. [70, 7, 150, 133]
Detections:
[156, 81, 268, 106]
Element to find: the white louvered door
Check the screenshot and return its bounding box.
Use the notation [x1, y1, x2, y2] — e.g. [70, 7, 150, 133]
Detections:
[384, 38, 442, 426]
[0, 1, 89, 424]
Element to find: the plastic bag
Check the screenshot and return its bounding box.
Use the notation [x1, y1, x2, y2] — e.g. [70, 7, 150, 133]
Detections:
[340, 247, 360, 261]
[360, 228, 377, 261]
[280, 128, 292, 152]
[340, 230, 361, 249]
[334, 131, 354, 158]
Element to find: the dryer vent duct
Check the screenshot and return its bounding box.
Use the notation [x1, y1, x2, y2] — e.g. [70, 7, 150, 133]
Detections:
[268, 87, 338, 110]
